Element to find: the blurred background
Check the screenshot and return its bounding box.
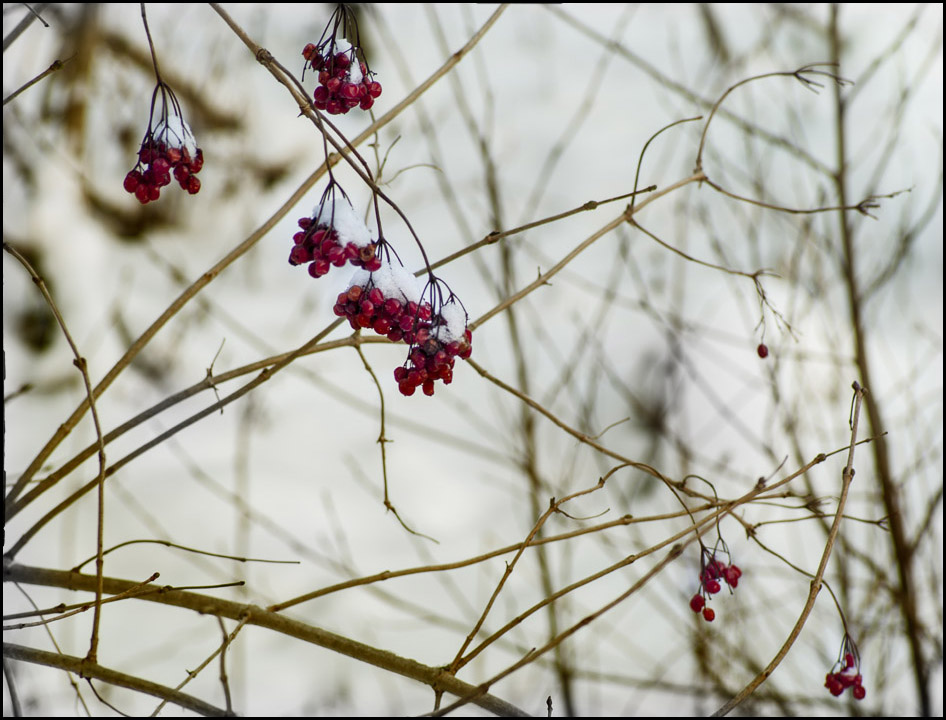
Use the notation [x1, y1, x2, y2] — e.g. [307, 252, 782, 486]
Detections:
[3, 3, 942, 716]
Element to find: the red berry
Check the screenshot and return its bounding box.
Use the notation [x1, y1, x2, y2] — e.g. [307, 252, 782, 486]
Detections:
[702, 607, 715, 622]
[852, 685, 866, 700]
[288, 245, 310, 265]
[757, 343, 769, 358]
[704, 579, 721, 595]
[123, 170, 141, 193]
[189, 148, 204, 173]
[309, 259, 330, 278]
[185, 175, 201, 195]
[689, 594, 705, 613]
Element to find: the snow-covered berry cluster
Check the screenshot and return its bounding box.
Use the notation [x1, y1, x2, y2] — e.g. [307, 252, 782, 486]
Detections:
[290, 190, 380, 278]
[124, 113, 203, 204]
[689, 547, 741, 623]
[332, 258, 473, 397]
[303, 5, 381, 115]
[304, 40, 382, 115]
[825, 637, 866, 700]
[394, 299, 473, 397]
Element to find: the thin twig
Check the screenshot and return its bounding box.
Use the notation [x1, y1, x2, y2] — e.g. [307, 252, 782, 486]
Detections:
[2, 241, 109, 664]
[3, 56, 72, 105]
[712, 382, 867, 716]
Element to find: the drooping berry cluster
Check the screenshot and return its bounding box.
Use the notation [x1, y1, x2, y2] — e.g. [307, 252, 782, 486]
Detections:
[689, 547, 742, 623]
[303, 5, 381, 115]
[124, 86, 203, 204]
[290, 188, 380, 278]
[394, 304, 473, 397]
[825, 637, 866, 700]
[304, 41, 383, 115]
[333, 259, 473, 397]
[333, 280, 431, 345]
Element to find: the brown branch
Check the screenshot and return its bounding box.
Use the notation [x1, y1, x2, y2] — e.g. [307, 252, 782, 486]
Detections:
[3, 563, 530, 718]
[713, 382, 867, 716]
[2, 241, 109, 663]
[3, 56, 72, 106]
[2, 643, 229, 717]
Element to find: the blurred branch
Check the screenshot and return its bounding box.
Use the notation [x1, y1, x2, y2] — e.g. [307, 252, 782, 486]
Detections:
[2, 3, 49, 52]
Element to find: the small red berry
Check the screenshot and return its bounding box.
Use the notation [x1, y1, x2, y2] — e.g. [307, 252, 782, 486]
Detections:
[689, 594, 705, 613]
[757, 343, 769, 359]
[702, 607, 715, 622]
[123, 170, 141, 193]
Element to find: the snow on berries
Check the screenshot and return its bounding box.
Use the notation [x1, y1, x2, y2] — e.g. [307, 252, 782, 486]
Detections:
[825, 635, 867, 700]
[333, 257, 473, 397]
[303, 5, 382, 115]
[124, 87, 203, 204]
[289, 185, 380, 278]
[689, 543, 741, 623]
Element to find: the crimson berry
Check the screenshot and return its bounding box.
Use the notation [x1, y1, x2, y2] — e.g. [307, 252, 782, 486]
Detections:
[702, 607, 715, 622]
[123, 171, 141, 193]
[757, 343, 769, 358]
[852, 685, 865, 700]
[704, 578, 721, 594]
[689, 594, 705, 613]
[826, 675, 844, 696]
[189, 149, 204, 173]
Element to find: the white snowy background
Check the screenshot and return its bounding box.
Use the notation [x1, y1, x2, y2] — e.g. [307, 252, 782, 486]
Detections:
[3, 3, 942, 717]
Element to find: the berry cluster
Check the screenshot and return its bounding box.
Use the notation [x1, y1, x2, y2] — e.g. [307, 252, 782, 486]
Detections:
[290, 192, 379, 278]
[689, 551, 741, 623]
[304, 41, 382, 115]
[124, 114, 203, 204]
[303, 5, 381, 116]
[333, 283, 431, 345]
[825, 638, 866, 700]
[333, 260, 473, 397]
[394, 318, 473, 397]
